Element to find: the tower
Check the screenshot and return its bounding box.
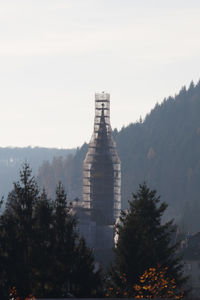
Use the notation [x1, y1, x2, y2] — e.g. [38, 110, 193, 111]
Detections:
[82, 92, 121, 250]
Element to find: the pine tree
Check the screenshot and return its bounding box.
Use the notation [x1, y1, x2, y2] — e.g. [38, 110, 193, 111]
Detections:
[0, 166, 103, 299]
[109, 183, 186, 293]
[32, 189, 53, 297]
[49, 181, 103, 297]
[72, 237, 103, 297]
[0, 163, 39, 298]
[50, 181, 77, 297]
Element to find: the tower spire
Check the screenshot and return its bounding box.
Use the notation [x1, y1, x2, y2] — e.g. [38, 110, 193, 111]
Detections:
[83, 92, 121, 224]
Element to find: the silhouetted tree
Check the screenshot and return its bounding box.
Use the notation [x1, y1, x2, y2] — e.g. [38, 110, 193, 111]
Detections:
[72, 237, 103, 297]
[0, 164, 103, 299]
[109, 183, 186, 294]
[50, 182, 77, 297]
[0, 163, 39, 298]
[32, 189, 53, 297]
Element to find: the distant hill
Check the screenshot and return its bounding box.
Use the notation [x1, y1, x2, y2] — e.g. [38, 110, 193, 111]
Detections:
[0, 147, 75, 201]
[38, 81, 200, 233]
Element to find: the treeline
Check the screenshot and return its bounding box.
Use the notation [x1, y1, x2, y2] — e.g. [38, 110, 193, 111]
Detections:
[0, 164, 187, 299]
[38, 144, 88, 201]
[0, 147, 74, 202]
[39, 80, 200, 233]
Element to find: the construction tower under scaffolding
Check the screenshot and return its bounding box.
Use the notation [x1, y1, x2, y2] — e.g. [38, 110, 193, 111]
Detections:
[72, 92, 121, 265]
[83, 92, 121, 224]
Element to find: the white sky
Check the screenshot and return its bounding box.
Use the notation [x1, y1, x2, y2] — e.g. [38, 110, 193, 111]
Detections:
[1, 0, 200, 148]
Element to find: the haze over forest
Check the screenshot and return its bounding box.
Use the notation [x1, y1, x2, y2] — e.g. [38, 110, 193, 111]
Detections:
[0, 147, 74, 203]
[1, 80, 200, 233]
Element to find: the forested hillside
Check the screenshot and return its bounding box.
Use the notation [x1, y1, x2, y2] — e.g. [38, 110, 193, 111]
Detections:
[116, 81, 200, 232]
[0, 147, 74, 201]
[38, 81, 200, 232]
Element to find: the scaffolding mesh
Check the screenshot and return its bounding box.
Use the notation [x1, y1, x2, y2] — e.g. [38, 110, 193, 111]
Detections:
[83, 93, 121, 225]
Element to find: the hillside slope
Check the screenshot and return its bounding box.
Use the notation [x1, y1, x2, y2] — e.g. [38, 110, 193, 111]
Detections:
[115, 81, 200, 230]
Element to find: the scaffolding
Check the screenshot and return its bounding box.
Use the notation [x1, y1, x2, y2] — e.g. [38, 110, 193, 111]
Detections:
[82, 92, 121, 225]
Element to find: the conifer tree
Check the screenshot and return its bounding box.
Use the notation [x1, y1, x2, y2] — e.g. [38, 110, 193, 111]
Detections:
[51, 182, 103, 297]
[109, 183, 186, 293]
[32, 189, 53, 297]
[72, 237, 103, 297]
[0, 165, 103, 299]
[0, 163, 39, 298]
[50, 181, 77, 297]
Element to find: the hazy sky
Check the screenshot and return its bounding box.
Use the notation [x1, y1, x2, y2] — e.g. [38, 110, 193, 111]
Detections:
[1, 0, 200, 148]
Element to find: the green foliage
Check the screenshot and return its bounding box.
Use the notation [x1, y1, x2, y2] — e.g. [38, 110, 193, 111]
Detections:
[0, 163, 102, 299]
[108, 183, 186, 294]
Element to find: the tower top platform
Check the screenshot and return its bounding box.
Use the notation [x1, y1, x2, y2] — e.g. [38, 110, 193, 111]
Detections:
[95, 92, 110, 101]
